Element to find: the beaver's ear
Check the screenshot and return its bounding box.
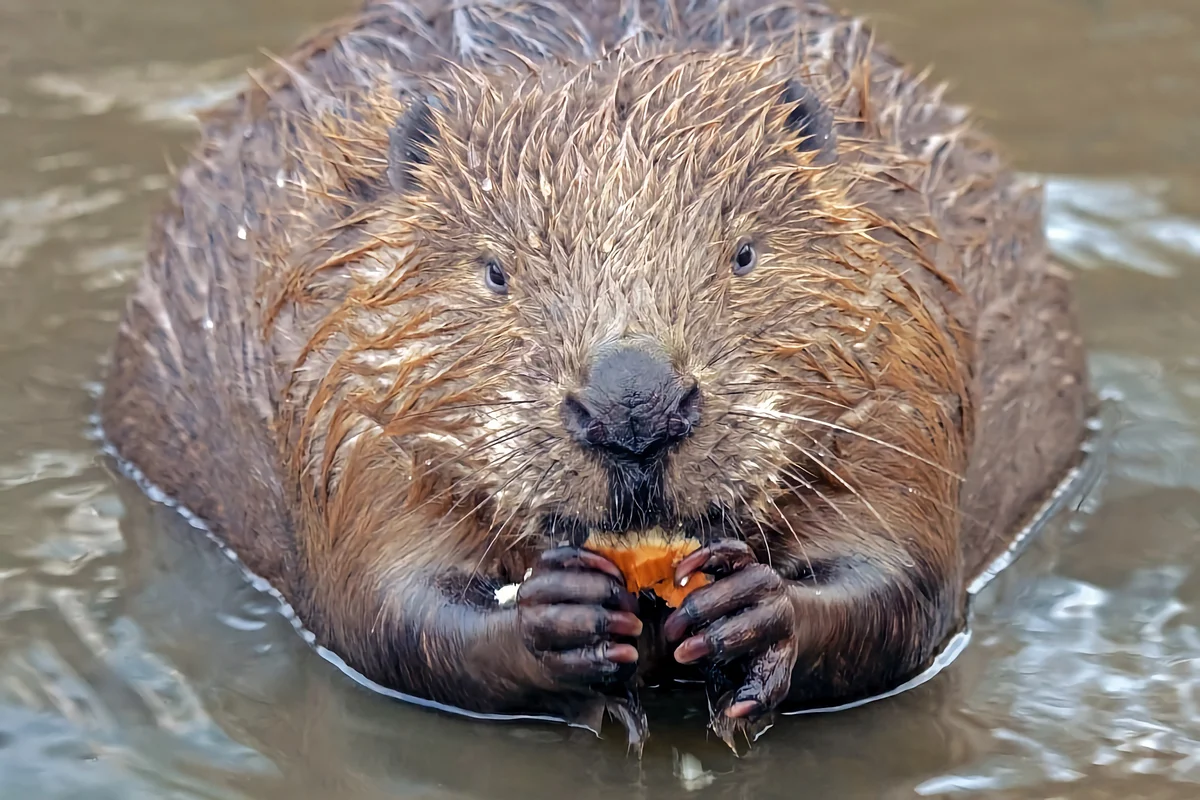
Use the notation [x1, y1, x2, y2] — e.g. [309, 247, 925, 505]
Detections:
[780, 79, 837, 166]
[387, 94, 439, 194]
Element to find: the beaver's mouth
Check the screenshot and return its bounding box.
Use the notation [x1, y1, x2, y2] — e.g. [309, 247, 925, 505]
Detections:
[540, 449, 744, 545]
[540, 503, 740, 548]
[603, 457, 667, 532]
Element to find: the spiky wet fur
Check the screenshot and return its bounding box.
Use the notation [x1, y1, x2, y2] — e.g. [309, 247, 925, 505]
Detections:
[100, 0, 1089, 746]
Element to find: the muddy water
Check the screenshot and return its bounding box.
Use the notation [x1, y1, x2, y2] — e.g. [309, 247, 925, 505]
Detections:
[1, 0, 1198, 797]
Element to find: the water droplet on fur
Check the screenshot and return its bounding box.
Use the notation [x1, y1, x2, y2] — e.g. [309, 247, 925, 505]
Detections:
[423, 459, 432, 466]
[275, 170, 286, 188]
[480, 177, 493, 192]
[237, 226, 247, 240]
[203, 318, 214, 331]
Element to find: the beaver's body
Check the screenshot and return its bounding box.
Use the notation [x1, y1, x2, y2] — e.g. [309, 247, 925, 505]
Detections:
[100, 0, 1088, 748]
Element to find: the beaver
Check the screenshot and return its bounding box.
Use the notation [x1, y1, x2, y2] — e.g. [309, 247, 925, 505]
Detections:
[98, 0, 1090, 750]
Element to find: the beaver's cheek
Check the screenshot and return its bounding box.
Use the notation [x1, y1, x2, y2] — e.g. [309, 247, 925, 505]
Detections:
[661, 445, 726, 517]
[538, 451, 610, 524]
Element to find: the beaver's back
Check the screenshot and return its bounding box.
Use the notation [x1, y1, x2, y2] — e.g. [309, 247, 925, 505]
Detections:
[100, 0, 1087, 592]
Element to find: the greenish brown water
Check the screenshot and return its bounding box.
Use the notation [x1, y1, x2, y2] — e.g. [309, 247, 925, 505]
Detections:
[2, 1, 1199, 797]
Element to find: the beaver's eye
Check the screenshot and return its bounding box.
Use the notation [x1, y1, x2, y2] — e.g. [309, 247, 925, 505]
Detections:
[484, 258, 508, 295]
[732, 241, 758, 276]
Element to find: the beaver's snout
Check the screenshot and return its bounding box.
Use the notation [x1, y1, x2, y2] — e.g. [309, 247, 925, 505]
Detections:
[562, 345, 701, 460]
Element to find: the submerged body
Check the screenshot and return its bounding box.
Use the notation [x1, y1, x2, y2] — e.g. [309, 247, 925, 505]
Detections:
[100, 0, 1089, 748]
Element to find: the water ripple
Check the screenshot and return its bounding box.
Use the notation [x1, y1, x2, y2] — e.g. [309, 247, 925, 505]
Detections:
[0, 186, 126, 271]
[27, 60, 248, 128]
[0, 450, 94, 490]
[917, 564, 1200, 795]
[1088, 352, 1200, 492]
[1044, 175, 1200, 279]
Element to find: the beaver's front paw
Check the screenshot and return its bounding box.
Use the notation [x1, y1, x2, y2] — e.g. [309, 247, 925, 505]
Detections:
[516, 546, 643, 688]
[663, 540, 800, 751]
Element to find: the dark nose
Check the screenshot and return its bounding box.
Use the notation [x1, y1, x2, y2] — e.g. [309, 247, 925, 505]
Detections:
[562, 345, 701, 458]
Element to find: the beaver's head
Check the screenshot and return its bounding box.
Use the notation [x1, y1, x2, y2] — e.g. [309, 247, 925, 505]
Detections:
[298, 49, 968, 555]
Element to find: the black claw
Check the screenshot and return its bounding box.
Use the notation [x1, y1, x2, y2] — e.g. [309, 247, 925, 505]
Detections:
[715, 715, 776, 756]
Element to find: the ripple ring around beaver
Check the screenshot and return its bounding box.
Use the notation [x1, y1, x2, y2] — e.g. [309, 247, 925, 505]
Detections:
[97, 0, 1095, 755]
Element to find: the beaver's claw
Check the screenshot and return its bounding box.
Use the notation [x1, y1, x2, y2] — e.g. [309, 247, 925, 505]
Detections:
[563, 685, 650, 757]
[709, 696, 776, 755]
[516, 546, 642, 687]
[706, 640, 797, 754]
[662, 540, 800, 751]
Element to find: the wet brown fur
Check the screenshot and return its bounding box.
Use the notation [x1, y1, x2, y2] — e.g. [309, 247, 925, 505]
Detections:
[99, 0, 1089, 746]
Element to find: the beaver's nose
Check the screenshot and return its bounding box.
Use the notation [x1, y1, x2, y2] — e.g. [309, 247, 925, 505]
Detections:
[562, 346, 701, 458]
